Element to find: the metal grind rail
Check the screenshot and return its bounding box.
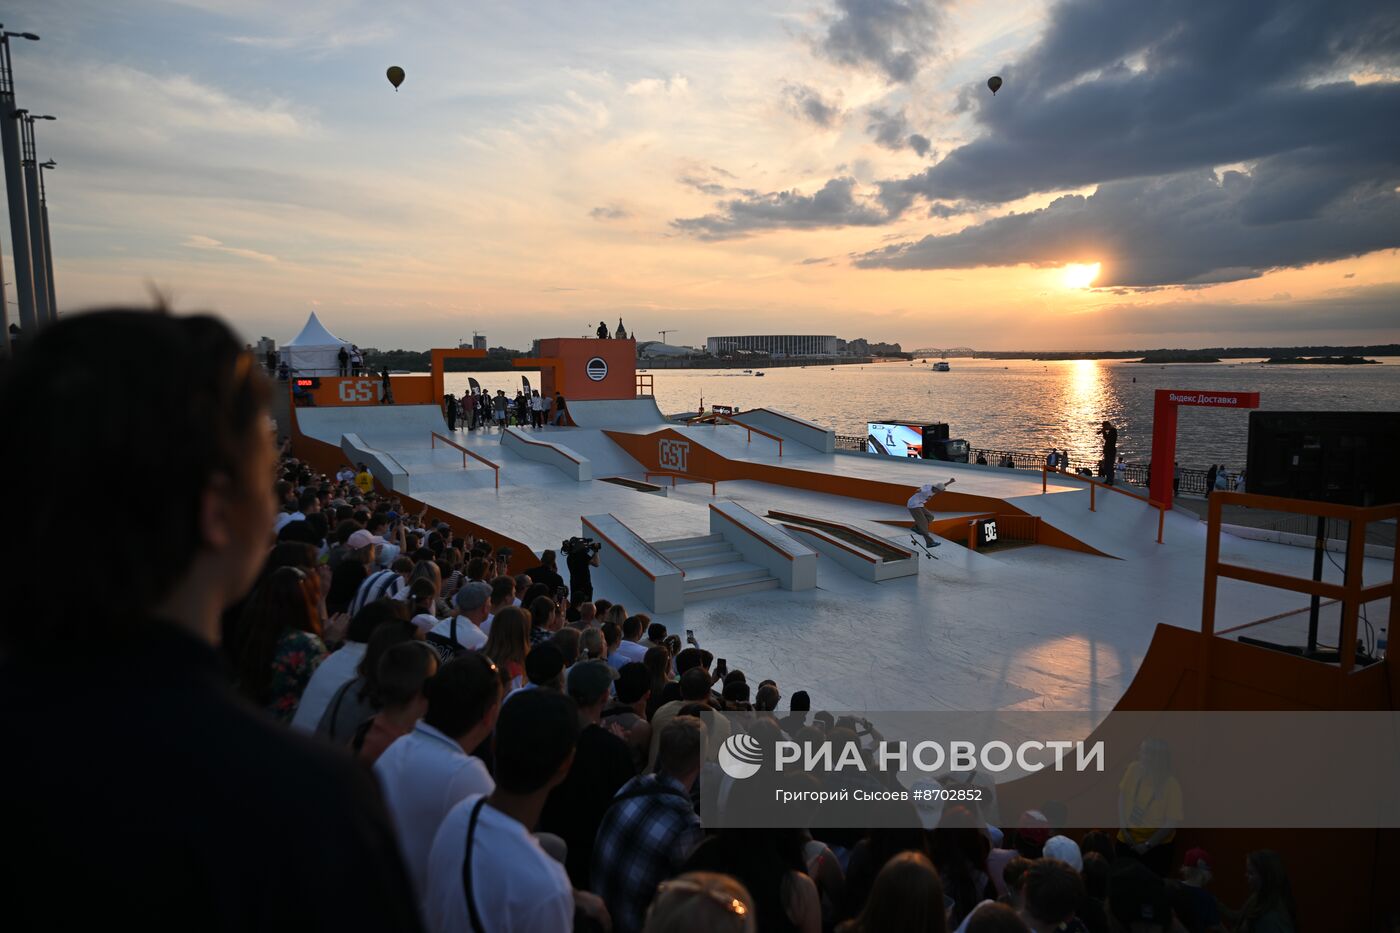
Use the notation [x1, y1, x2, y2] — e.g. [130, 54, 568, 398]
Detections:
[430, 432, 500, 489]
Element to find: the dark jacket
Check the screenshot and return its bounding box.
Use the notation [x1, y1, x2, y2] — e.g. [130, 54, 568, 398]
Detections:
[0, 621, 423, 932]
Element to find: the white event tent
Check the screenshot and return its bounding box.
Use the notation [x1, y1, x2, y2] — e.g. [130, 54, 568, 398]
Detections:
[280, 312, 352, 376]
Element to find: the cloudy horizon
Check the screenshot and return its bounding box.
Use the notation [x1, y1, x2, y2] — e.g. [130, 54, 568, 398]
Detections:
[7, 0, 1399, 351]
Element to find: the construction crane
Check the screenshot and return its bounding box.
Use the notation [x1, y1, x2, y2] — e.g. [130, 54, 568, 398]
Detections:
[658, 329, 677, 344]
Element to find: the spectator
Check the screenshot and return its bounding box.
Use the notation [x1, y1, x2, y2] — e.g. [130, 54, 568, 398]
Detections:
[1237, 850, 1296, 933]
[482, 606, 530, 689]
[642, 621, 668, 649]
[1174, 848, 1222, 933]
[756, 682, 782, 712]
[515, 642, 567, 696]
[423, 689, 600, 932]
[354, 462, 374, 496]
[780, 689, 811, 734]
[235, 565, 328, 723]
[540, 660, 637, 887]
[375, 652, 502, 898]
[643, 645, 674, 719]
[642, 872, 757, 933]
[523, 549, 565, 592]
[580, 626, 607, 662]
[962, 902, 1032, 932]
[551, 626, 582, 666]
[426, 580, 491, 659]
[603, 661, 654, 771]
[529, 594, 562, 646]
[1019, 859, 1084, 933]
[1116, 738, 1182, 875]
[649, 667, 730, 770]
[480, 575, 517, 635]
[1106, 861, 1172, 933]
[0, 308, 420, 928]
[594, 717, 708, 933]
[1043, 836, 1082, 872]
[836, 850, 947, 933]
[686, 828, 821, 933]
[316, 618, 419, 743]
[355, 640, 438, 766]
[294, 598, 407, 731]
[611, 614, 650, 665]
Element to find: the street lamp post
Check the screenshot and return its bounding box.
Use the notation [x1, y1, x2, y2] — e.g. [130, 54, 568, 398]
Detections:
[18, 110, 54, 324]
[0, 26, 40, 348]
[38, 159, 55, 320]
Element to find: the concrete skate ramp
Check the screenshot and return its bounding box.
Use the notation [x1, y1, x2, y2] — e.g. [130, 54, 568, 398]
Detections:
[292, 405, 447, 450]
[565, 398, 666, 428]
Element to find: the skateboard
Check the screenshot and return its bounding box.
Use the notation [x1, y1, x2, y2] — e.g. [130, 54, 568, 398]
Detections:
[909, 536, 941, 560]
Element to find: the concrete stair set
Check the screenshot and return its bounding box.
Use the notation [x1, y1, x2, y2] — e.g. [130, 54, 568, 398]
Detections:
[649, 533, 781, 602]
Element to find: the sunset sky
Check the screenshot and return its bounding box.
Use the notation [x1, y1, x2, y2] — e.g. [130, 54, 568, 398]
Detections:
[10, 0, 1400, 351]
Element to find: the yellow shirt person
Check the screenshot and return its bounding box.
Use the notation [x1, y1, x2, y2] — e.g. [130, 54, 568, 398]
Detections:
[354, 467, 374, 495]
[1118, 752, 1182, 847]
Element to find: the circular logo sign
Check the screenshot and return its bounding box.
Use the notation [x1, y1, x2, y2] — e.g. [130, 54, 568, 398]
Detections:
[718, 733, 764, 780]
[586, 357, 608, 381]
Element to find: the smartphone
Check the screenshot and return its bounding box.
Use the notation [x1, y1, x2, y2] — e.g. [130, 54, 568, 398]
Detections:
[685, 629, 696, 646]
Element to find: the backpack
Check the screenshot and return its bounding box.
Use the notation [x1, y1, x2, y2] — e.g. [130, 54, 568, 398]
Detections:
[424, 616, 472, 663]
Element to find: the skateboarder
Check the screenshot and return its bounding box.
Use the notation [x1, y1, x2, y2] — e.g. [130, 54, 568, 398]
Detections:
[907, 478, 956, 548]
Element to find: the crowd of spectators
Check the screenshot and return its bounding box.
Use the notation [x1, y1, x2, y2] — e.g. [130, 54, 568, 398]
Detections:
[1, 311, 1302, 932]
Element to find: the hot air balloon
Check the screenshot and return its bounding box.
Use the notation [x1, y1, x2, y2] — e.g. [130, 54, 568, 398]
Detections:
[987, 75, 1003, 95]
[386, 66, 405, 91]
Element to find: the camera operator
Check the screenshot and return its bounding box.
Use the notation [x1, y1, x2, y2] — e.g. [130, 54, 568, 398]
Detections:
[564, 538, 601, 605]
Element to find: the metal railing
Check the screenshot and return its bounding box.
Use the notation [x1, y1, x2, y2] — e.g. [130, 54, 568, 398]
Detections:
[834, 434, 1226, 498]
[686, 410, 784, 457]
[1042, 465, 1168, 543]
[644, 471, 717, 495]
[430, 432, 500, 488]
[1201, 492, 1399, 685]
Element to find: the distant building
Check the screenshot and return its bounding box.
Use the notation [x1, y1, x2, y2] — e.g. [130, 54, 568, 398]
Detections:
[255, 336, 276, 358]
[637, 340, 696, 358]
[473, 335, 487, 350]
[706, 335, 838, 358]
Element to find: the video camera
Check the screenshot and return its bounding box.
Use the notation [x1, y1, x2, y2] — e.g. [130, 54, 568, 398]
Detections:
[561, 536, 601, 559]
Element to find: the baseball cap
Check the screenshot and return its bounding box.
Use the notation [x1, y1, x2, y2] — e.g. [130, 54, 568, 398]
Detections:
[347, 529, 379, 550]
[1043, 835, 1083, 872]
[454, 581, 492, 612]
[615, 662, 650, 704]
[525, 644, 566, 685]
[567, 659, 618, 704]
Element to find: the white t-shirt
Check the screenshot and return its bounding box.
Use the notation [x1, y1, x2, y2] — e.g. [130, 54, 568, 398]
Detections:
[430, 614, 487, 651]
[290, 641, 367, 733]
[374, 723, 495, 899]
[480, 613, 495, 637]
[609, 639, 648, 668]
[423, 795, 573, 933]
[906, 482, 947, 508]
[273, 510, 305, 533]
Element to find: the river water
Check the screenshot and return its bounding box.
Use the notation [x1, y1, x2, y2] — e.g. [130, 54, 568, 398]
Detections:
[443, 357, 1400, 471]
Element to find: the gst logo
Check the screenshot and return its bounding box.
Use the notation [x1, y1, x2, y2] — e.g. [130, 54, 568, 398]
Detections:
[659, 438, 690, 471]
[337, 379, 381, 403]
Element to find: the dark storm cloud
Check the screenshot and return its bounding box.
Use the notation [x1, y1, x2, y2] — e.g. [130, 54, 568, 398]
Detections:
[853, 168, 1400, 287]
[670, 177, 892, 240]
[865, 108, 931, 156]
[674, 0, 1400, 288]
[783, 84, 844, 127]
[887, 0, 1400, 204]
[818, 0, 944, 84]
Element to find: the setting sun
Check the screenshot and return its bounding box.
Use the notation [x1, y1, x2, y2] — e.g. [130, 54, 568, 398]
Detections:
[1062, 262, 1101, 289]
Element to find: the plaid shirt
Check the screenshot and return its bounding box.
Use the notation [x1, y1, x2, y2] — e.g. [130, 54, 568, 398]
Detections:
[591, 773, 703, 933]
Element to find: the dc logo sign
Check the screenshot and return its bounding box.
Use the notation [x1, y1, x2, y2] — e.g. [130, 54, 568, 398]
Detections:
[586, 357, 608, 381]
[719, 733, 764, 780]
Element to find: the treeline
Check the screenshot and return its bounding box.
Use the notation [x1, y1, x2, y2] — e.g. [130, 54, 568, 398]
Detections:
[360, 348, 528, 372]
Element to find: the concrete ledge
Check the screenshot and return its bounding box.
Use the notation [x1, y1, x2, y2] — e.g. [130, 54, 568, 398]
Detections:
[1220, 522, 1395, 560]
[341, 433, 410, 494]
[581, 514, 685, 613]
[734, 408, 835, 453]
[780, 523, 919, 581]
[709, 501, 817, 590]
[502, 428, 592, 481]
